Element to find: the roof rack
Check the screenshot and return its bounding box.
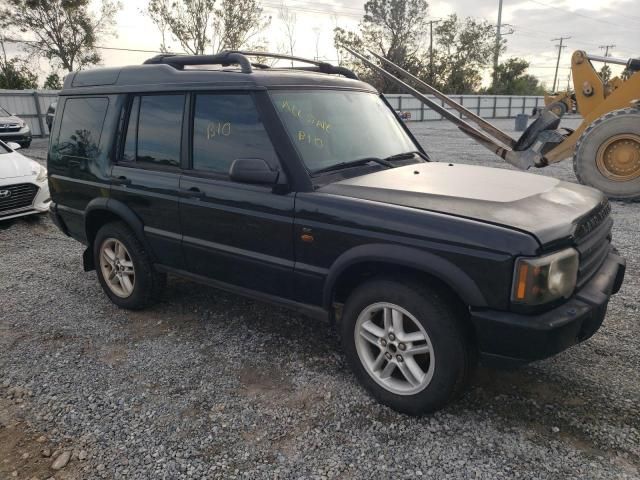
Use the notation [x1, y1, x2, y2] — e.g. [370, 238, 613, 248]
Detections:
[143, 50, 358, 79]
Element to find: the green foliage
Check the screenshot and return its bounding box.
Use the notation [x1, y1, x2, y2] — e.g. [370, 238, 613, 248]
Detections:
[0, 0, 120, 72]
[334, 0, 429, 92]
[485, 58, 546, 95]
[334, 4, 499, 94]
[431, 15, 497, 94]
[147, 0, 270, 55]
[43, 72, 63, 90]
[599, 64, 612, 84]
[0, 56, 38, 89]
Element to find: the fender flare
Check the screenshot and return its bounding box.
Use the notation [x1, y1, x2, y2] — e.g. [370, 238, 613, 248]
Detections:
[84, 198, 152, 258]
[322, 243, 487, 309]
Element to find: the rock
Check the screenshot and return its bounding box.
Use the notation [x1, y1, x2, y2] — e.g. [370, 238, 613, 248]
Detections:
[36, 435, 47, 443]
[551, 426, 560, 433]
[51, 451, 71, 470]
[78, 450, 88, 461]
[22, 452, 30, 459]
[41, 448, 52, 458]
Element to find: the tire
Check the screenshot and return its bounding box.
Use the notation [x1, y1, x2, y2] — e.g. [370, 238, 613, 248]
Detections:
[341, 277, 474, 415]
[20, 140, 31, 149]
[93, 221, 165, 309]
[573, 107, 640, 201]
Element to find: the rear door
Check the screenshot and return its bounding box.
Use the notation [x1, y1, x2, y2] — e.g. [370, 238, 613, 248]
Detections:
[110, 94, 186, 269]
[179, 92, 296, 298]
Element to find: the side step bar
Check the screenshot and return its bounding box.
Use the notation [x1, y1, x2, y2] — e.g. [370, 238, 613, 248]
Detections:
[342, 46, 555, 170]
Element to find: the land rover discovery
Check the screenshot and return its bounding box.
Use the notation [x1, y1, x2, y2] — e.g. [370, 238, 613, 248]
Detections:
[47, 51, 625, 414]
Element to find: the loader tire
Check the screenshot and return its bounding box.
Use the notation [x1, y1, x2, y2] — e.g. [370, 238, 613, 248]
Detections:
[573, 107, 640, 201]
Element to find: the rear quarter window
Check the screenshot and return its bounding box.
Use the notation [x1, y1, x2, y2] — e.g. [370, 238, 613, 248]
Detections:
[54, 97, 109, 162]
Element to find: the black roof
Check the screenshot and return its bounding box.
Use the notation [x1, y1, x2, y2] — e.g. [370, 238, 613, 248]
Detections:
[60, 51, 376, 96]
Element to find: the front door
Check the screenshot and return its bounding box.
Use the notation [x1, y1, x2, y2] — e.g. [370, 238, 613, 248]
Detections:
[179, 92, 295, 298]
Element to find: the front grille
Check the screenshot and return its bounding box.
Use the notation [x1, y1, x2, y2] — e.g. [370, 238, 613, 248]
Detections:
[575, 207, 613, 289]
[0, 183, 38, 215]
[0, 123, 21, 133]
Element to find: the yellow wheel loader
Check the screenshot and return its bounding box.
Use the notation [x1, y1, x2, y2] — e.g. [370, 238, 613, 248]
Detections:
[344, 47, 640, 200]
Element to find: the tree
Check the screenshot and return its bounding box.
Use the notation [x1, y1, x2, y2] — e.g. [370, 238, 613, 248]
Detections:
[599, 64, 612, 84]
[43, 72, 63, 90]
[334, 0, 430, 92]
[147, 0, 270, 55]
[213, 0, 270, 52]
[0, 0, 120, 72]
[278, 2, 297, 66]
[0, 39, 38, 89]
[486, 58, 546, 95]
[431, 14, 497, 93]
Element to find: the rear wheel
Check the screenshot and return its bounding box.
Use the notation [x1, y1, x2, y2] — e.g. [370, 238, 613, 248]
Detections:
[341, 277, 473, 415]
[574, 108, 640, 200]
[94, 222, 165, 309]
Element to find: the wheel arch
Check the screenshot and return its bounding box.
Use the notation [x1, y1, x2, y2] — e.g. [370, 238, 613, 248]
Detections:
[323, 244, 487, 311]
[83, 198, 151, 271]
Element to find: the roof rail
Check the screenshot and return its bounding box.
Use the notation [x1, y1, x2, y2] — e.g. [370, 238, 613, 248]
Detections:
[143, 50, 358, 79]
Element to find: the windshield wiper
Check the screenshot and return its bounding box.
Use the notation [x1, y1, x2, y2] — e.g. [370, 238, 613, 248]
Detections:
[385, 150, 429, 162]
[312, 156, 395, 175]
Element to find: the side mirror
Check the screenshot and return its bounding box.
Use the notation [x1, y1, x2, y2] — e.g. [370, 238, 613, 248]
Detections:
[229, 158, 279, 185]
[7, 142, 21, 150]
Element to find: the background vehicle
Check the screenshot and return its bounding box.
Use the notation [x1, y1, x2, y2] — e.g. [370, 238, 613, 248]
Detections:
[347, 48, 640, 200]
[47, 51, 625, 415]
[0, 106, 32, 148]
[46, 101, 58, 133]
[0, 140, 50, 220]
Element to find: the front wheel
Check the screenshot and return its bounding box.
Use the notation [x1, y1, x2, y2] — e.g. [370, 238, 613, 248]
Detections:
[341, 278, 473, 415]
[574, 108, 640, 201]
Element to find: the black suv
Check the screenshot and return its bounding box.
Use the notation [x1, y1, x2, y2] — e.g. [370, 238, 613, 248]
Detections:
[47, 52, 625, 415]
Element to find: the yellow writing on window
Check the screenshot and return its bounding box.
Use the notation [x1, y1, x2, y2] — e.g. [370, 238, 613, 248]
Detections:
[281, 100, 331, 133]
[207, 122, 231, 139]
[298, 130, 324, 149]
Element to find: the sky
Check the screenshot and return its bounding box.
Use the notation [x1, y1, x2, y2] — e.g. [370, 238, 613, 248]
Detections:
[4, 0, 640, 89]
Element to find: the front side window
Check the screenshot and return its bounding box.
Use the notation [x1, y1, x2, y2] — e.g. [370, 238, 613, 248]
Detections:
[55, 97, 108, 161]
[192, 93, 278, 174]
[270, 90, 416, 173]
[123, 94, 184, 168]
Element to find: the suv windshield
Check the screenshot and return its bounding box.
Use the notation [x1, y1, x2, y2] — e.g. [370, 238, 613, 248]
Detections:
[271, 90, 416, 173]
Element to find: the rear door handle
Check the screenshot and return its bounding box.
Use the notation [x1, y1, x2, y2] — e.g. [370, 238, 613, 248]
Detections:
[181, 187, 205, 199]
[112, 176, 131, 186]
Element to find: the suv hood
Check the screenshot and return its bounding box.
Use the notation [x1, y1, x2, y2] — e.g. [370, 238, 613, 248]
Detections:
[319, 162, 605, 245]
[0, 115, 22, 124]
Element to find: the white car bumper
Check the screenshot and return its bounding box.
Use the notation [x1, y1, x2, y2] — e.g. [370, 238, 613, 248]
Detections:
[0, 178, 51, 221]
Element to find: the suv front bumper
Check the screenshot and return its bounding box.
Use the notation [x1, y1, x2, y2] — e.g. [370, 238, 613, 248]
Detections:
[471, 249, 626, 367]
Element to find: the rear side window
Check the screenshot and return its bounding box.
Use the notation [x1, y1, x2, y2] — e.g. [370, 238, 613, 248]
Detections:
[56, 97, 109, 161]
[122, 94, 184, 168]
[192, 93, 278, 174]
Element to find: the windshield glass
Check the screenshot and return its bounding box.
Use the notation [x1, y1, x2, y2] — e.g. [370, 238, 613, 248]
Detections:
[0, 106, 10, 117]
[270, 90, 416, 173]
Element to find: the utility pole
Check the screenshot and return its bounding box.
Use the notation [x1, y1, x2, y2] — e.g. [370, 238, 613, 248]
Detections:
[492, 0, 503, 89]
[599, 44, 615, 65]
[551, 36, 570, 92]
[428, 20, 441, 85]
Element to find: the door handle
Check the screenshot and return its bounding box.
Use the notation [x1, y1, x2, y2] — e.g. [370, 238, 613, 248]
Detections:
[112, 176, 131, 186]
[181, 187, 205, 199]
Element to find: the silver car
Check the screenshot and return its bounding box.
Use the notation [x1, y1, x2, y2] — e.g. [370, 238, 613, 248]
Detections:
[0, 106, 32, 148]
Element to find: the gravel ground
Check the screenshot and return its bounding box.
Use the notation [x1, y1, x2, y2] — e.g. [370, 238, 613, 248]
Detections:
[1, 118, 638, 480]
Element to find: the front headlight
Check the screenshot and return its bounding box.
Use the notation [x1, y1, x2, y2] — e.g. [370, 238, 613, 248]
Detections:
[512, 248, 579, 305]
[36, 164, 47, 182]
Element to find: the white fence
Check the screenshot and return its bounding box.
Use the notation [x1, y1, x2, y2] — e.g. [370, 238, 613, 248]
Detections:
[0, 89, 59, 137]
[385, 94, 544, 121]
[0, 90, 544, 138]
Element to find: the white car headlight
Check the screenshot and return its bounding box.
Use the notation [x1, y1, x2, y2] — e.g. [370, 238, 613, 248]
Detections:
[36, 164, 47, 182]
[512, 248, 579, 305]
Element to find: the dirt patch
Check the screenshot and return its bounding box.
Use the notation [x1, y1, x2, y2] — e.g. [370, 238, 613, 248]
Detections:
[0, 398, 80, 480]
